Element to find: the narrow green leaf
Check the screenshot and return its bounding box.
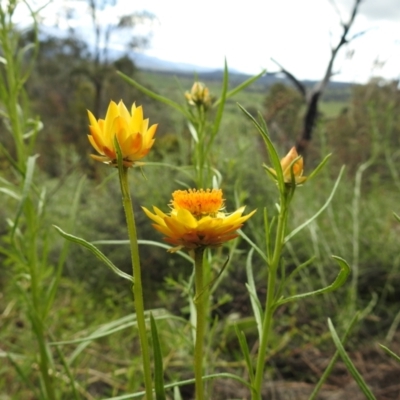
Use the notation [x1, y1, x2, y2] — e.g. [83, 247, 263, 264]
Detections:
[214, 69, 266, 106]
[238, 104, 285, 194]
[54, 345, 81, 400]
[93, 239, 194, 264]
[234, 325, 254, 382]
[0, 187, 20, 200]
[150, 314, 166, 400]
[275, 256, 350, 307]
[44, 176, 86, 319]
[53, 225, 133, 282]
[379, 344, 400, 363]
[263, 208, 271, 263]
[306, 153, 332, 181]
[187, 121, 199, 143]
[238, 230, 268, 263]
[245, 249, 263, 338]
[309, 313, 360, 400]
[328, 318, 376, 400]
[285, 256, 316, 283]
[212, 58, 229, 137]
[11, 154, 39, 238]
[117, 71, 191, 119]
[393, 212, 400, 223]
[285, 166, 345, 243]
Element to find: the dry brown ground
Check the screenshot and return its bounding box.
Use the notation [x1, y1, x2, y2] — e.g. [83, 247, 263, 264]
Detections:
[212, 344, 400, 400]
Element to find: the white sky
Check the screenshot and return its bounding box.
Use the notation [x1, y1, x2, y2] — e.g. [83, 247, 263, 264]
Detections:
[32, 0, 400, 83]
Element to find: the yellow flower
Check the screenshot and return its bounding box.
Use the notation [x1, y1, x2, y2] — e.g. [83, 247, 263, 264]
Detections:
[87, 100, 157, 167]
[142, 189, 256, 252]
[185, 82, 212, 108]
[269, 147, 307, 185]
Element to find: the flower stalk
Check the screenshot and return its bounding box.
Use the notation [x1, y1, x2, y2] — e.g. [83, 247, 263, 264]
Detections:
[252, 199, 289, 399]
[193, 247, 206, 400]
[117, 153, 153, 400]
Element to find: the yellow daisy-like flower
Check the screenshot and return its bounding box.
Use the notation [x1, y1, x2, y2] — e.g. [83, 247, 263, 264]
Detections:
[142, 189, 256, 252]
[268, 146, 307, 185]
[87, 100, 157, 167]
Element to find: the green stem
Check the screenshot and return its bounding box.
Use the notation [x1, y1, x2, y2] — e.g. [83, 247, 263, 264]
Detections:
[252, 198, 289, 399]
[194, 106, 207, 187]
[119, 167, 153, 400]
[25, 200, 56, 399]
[194, 247, 206, 400]
[0, 8, 25, 170]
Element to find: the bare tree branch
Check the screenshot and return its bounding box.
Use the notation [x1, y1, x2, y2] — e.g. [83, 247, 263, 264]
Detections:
[271, 57, 307, 99]
[269, 0, 364, 154]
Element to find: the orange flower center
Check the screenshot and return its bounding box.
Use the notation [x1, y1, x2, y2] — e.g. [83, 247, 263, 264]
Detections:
[171, 189, 224, 217]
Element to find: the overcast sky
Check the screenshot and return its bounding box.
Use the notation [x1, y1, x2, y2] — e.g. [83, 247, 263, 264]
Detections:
[36, 0, 400, 83]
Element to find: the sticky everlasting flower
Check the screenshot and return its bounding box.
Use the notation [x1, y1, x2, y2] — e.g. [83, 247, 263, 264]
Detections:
[268, 146, 307, 185]
[142, 189, 256, 252]
[185, 82, 212, 108]
[87, 100, 157, 167]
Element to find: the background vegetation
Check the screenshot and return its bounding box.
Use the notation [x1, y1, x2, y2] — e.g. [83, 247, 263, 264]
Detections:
[1, 4, 400, 399]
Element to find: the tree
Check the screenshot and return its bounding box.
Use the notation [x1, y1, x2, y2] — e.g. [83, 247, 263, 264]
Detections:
[271, 0, 364, 154]
[42, 0, 154, 115]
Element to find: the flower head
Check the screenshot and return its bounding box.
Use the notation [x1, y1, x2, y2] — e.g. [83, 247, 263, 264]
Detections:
[185, 82, 212, 108]
[87, 100, 157, 167]
[143, 189, 256, 252]
[268, 147, 307, 185]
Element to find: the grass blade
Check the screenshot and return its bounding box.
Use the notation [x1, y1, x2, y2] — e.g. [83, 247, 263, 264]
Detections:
[379, 344, 400, 363]
[328, 318, 376, 400]
[309, 313, 360, 400]
[234, 325, 254, 383]
[150, 313, 166, 400]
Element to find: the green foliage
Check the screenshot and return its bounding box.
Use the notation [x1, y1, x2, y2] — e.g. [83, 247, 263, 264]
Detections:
[1, 3, 400, 398]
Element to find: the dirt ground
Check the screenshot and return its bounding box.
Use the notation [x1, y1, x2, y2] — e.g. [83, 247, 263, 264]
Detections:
[212, 343, 400, 400]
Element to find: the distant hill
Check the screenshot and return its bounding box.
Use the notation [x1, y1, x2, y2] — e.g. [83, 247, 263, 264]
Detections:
[131, 52, 352, 94]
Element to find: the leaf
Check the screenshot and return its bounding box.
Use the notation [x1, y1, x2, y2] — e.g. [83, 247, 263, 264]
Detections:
[306, 153, 332, 181]
[53, 225, 133, 283]
[54, 345, 81, 400]
[285, 166, 345, 243]
[93, 239, 194, 263]
[238, 104, 285, 195]
[212, 58, 229, 136]
[214, 69, 266, 106]
[0, 187, 20, 200]
[150, 314, 166, 400]
[44, 176, 86, 320]
[187, 121, 199, 143]
[238, 229, 268, 263]
[379, 344, 400, 363]
[309, 313, 360, 400]
[245, 249, 263, 338]
[117, 71, 191, 119]
[234, 325, 254, 383]
[275, 256, 350, 307]
[11, 154, 39, 238]
[328, 318, 376, 400]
